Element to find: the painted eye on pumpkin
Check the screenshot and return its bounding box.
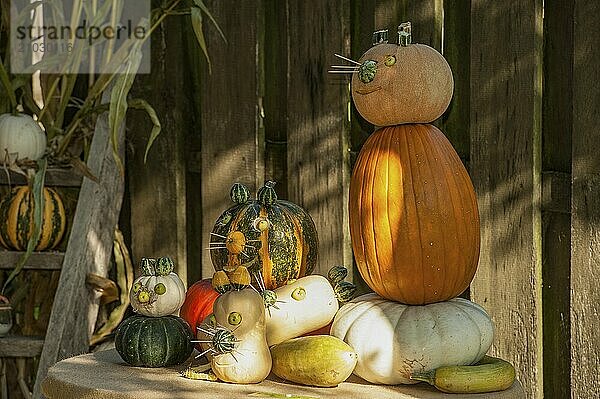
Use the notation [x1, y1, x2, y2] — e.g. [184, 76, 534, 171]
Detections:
[154, 283, 166, 295]
[291, 287, 306, 301]
[384, 55, 396, 66]
[133, 282, 142, 293]
[253, 217, 272, 232]
[358, 60, 377, 83]
[228, 311, 242, 325]
[138, 290, 151, 303]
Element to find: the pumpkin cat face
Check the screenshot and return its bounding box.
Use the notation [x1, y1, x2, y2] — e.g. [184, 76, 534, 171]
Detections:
[351, 42, 454, 126]
[211, 288, 265, 337]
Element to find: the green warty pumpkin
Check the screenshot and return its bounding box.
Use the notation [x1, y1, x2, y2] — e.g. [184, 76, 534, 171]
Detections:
[210, 181, 318, 290]
[115, 315, 193, 367]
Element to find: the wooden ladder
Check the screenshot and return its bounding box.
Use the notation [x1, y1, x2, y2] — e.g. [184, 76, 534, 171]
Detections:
[0, 110, 125, 399]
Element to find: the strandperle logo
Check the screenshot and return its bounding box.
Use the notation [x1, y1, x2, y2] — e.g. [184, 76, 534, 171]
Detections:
[15, 19, 148, 46]
[10, 0, 151, 74]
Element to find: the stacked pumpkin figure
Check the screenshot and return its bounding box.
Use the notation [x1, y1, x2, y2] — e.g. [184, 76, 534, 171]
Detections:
[329, 23, 516, 393]
[115, 257, 194, 368]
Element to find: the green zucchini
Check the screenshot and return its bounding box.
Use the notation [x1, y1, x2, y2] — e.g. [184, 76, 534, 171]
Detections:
[411, 355, 516, 394]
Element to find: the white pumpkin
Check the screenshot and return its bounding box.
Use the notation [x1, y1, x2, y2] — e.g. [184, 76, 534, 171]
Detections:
[130, 257, 186, 317]
[331, 293, 494, 385]
[0, 113, 46, 162]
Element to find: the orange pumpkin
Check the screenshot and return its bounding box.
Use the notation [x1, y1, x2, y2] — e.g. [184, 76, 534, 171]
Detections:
[351, 24, 453, 126]
[349, 124, 479, 304]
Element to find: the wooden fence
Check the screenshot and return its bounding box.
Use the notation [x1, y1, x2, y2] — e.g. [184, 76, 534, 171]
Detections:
[126, 1, 600, 398]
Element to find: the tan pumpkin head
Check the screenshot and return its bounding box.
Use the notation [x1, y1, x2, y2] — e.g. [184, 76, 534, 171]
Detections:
[350, 22, 453, 126]
[349, 124, 479, 305]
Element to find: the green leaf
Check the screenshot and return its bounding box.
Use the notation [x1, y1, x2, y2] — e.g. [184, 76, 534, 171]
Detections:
[108, 44, 143, 173]
[129, 98, 162, 163]
[192, 0, 226, 42]
[2, 159, 48, 293]
[191, 7, 211, 73]
[0, 57, 17, 110]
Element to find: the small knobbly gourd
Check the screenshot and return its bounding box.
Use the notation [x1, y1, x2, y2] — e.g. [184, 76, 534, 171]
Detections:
[130, 257, 186, 317]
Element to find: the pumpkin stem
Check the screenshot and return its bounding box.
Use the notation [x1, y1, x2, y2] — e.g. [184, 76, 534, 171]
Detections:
[398, 22, 412, 46]
[155, 257, 175, 275]
[372, 29, 388, 45]
[410, 369, 435, 385]
[140, 258, 157, 276]
[257, 181, 278, 206]
[230, 183, 250, 204]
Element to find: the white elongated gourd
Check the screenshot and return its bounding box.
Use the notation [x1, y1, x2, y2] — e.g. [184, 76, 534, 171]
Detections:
[266, 275, 339, 346]
[0, 113, 46, 162]
[331, 293, 494, 385]
[202, 288, 271, 383]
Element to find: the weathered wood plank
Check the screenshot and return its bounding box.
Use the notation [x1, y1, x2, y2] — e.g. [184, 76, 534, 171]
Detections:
[286, 0, 352, 277]
[0, 251, 63, 270]
[0, 168, 83, 187]
[399, 0, 442, 50]
[348, 0, 375, 293]
[127, 15, 189, 282]
[200, 0, 264, 279]
[349, 0, 375, 146]
[0, 336, 45, 357]
[183, 22, 207, 286]
[263, 0, 288, 199]
[469, 1, 544, 398]
[439, 0, 470, 164]
[373, 0, 402, 35]
[570, 1, 600, 397]
[541, 172, 570, 214]
[32, 106, 125, 398]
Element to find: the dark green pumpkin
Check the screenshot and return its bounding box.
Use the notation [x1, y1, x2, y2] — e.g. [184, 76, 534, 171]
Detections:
[211, 181, 318, 290]
[115, 315, 193, 367]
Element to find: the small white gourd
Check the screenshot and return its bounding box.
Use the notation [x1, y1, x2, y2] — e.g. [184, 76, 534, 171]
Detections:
[130, 257, 186, 317]
[0, 113, 46, 162]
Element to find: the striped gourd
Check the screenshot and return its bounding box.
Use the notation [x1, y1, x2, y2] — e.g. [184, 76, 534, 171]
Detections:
[210, 181, 318, 290]
[0, 186, 66, 251]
